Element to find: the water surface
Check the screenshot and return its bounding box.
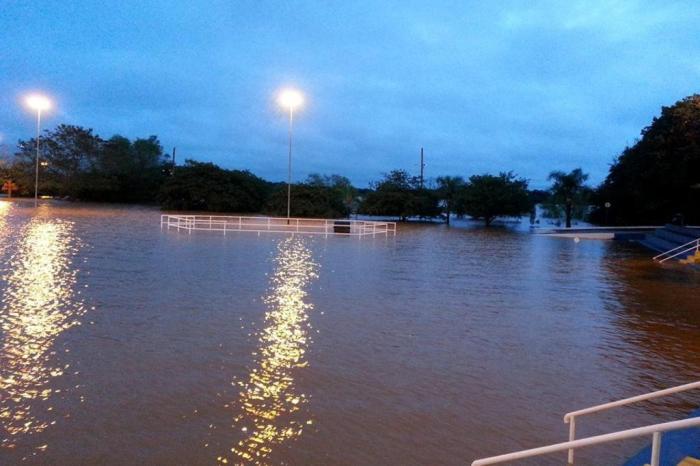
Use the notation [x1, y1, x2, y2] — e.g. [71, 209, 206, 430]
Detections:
[0, 201, 698, 465]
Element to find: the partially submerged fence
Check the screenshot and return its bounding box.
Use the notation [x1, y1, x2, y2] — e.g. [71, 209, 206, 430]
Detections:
[160, 214, 397, 237]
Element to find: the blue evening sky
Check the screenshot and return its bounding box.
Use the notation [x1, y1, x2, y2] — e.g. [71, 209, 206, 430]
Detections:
[1, 1, 698, 188]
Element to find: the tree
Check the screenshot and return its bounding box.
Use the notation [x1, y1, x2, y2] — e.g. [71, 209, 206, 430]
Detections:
[305, 173, 356, 214]
[159, 160, 270, 212]
[359, 169, 440, 221]
[436, 176, 466, 225]
[14, 124, 102, 198]
[547, 168, 590, 228]
[592, 94, 700, 225]
[264, 174, 352, 218]
[13, 126, 167, 202]
[457, 172, 531, 226]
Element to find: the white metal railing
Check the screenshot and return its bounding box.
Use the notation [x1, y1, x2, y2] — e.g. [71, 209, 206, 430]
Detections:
[159, 214, 397, 237]
[653, 238, 700, 263]
[471, 417, 700, 466]
[472, 380, 700, 466]
[564, 381, 700, 464]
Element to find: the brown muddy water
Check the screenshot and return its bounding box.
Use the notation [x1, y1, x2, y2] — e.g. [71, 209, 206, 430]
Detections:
[0, 200, 698, 466]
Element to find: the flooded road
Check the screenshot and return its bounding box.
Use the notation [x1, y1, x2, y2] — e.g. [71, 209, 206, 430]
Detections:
[0, 201, 698, 465]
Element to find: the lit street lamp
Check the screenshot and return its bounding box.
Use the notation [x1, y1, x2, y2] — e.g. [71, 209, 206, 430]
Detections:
[25, 94, 51, 207]
[277, 88, 304, 221]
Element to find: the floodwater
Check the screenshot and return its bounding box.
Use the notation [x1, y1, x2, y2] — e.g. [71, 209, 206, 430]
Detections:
[0, 200, 698, 466]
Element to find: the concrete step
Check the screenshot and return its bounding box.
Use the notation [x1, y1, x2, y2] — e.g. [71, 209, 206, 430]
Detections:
[680, 251, 700, 265]
[664, 225, 700, 240]
[655, 228, 700, 246]
[644, 458, 700, 466]
[642, 235, 682, 253]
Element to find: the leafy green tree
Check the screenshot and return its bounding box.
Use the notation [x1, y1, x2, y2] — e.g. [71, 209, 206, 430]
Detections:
[547, 168, 590, 228]
[305, 173, 356, 213]
[265, 185, 348, 218]
[159, 160, 270, 212]
[85, 135, 167, 202]
[264, 174, 352, 218]
[457, 172, 531, 226]
[359, 169, 440, 220]
[14, 124, 102, 197]
[13, 126, 167, 201]
[436, 176, 466, 225]
[593, 94, 700, 225]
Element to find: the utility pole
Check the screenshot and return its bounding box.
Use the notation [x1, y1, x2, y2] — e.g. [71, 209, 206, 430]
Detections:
[419, 147, 425, 189]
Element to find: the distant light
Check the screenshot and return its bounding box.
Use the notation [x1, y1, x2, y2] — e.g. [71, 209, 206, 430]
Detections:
[277, 89, 303, 109]
[25, 94, 51, 111]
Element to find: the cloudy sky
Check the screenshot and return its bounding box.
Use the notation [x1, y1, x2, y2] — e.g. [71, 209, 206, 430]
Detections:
[1, 1, 698, 188]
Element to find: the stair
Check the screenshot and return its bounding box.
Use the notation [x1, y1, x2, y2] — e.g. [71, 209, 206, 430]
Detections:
[680, 250, 700, 265]
[643, 458, 700, 466]
[638, 225, 700, 262]
[624, 408, 700, 466]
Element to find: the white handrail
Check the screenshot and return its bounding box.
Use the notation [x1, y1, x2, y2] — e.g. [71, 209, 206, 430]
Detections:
[159, 214, 396, 237]
[564, 381, 700, 422]
[653, 238, 700, 261]
[471, 416, 700, 466]
[656, 241, 700, 263]
[564, 380, 700, 464]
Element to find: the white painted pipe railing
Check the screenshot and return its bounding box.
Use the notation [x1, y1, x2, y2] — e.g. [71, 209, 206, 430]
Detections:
[653, 238, 700, 263]
[564, 381, 700, 464]
[160, 214, 397, 237]
[471, 417, 700, 466]
[471, 381, 700, 466]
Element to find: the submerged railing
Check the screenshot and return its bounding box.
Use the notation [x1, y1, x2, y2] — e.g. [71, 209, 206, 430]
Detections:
[653, 238, 700, 263]
[160, 214, 397, 237]
[471, 380, 700, 466]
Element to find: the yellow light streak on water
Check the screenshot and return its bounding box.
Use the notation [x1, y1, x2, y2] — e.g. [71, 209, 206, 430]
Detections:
[0, 218, 84, 449]
[220, 237, 319, 465]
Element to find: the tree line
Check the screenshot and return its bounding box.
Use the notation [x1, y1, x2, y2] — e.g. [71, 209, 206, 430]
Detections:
[0, 124, 581, 225]
[3, 93, 699, 226]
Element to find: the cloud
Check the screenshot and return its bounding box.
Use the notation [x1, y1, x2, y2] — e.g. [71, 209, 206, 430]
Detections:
[0, 0, 698, 188]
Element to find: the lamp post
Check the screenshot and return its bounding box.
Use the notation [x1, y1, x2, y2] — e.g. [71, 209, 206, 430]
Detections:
[277, 89, 303, 221]
[25, 94, 51, 207]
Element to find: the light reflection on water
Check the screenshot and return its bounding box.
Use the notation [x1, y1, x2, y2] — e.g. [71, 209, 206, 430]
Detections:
[219, 237, 319, 465]
[0, 218, 84, 449]
[0, 204, 698, 465]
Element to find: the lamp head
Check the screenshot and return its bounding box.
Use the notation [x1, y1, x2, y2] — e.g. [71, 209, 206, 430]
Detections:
[26, 94, 51, 112]
[278, 89, 303, 110]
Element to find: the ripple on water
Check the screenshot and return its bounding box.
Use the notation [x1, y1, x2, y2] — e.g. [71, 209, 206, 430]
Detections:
[0, 215, 85, 449]
[217, 237, 319, 465]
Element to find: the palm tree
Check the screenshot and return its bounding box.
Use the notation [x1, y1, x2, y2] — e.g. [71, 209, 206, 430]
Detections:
[548, 168, 589, 228]
[436, 176, 466, 225]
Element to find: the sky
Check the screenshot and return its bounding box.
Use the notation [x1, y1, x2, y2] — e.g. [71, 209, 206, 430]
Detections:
[1, 0, 699, 189]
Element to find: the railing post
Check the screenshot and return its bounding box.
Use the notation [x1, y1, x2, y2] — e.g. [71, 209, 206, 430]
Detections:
[238, 216, 242, 231]
[650, 432, 661, 466]
[567, 417, 576, 465]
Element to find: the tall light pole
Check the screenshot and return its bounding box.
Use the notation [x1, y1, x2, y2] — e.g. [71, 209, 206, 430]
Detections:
[25, 94, 51, 207]
[277, 89, 304, 221]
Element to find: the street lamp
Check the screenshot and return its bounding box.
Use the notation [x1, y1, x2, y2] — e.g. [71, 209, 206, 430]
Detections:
[277, 88, 304, 221]
[25, 94, 51, 207]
